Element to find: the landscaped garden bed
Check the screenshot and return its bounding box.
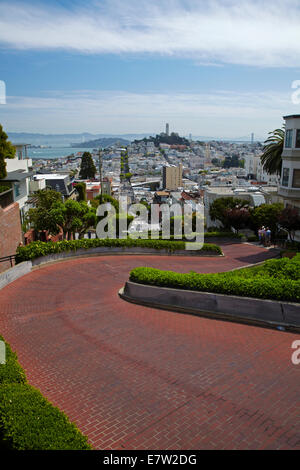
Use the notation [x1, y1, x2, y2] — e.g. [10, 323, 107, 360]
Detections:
[15, 239, 223, 263]
[129, 255, 300, 303]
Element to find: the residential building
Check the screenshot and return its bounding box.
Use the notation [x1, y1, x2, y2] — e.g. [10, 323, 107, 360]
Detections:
[278, 114, 300, 211]
[278, 114, 300, 240]
[0, 144, 35, 223]
[34, 174, 77, 200]
[162, 164, 183, 191]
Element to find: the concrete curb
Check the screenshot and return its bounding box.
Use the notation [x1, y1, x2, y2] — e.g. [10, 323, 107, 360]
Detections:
[120, 281, 300, 332]
[0, 261, 32, 290]
[0, 247, 221, 288]
[30, 246, 222, 268]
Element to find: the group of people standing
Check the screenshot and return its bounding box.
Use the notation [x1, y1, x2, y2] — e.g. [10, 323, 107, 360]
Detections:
[258, 226, 272, 246]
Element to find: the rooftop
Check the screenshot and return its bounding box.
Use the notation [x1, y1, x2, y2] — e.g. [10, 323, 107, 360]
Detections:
[34, 174, 69, 180]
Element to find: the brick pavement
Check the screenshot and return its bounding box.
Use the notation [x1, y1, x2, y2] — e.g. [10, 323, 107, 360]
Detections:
[0, 243, 299, 450]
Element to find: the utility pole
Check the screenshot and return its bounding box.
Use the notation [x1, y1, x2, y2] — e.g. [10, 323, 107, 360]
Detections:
[98, 148, 103, 204]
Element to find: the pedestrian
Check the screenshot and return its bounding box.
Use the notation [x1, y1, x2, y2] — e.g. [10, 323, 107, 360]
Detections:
[258, 227, 263, 244]
[266, 227, 271, 246]
[88, 230, 92, 239]
[261, 226, 266, 245]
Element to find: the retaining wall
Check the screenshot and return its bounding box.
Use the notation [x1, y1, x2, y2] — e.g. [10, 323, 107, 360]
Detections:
[121, 281, 300, 330]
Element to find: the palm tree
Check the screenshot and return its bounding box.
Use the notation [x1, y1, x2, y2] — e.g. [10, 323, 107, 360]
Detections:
[260, 127, 285, 175]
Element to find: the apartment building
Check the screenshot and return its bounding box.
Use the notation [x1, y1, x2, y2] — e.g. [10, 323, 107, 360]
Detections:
[162, 164, 183, 191]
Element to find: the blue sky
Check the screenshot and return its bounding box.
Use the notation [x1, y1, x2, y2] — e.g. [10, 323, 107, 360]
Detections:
[0, 0, 300, 138]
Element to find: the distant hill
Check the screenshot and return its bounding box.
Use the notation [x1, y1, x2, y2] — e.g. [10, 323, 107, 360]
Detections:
[71, 137, 130, 149]
[135, 132, 190, 147]
[7, 132, 152, 146]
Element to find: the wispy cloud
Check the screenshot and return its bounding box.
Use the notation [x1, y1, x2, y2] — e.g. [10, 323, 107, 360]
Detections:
[1, 88, 296, 136]
[0, 0, 300, 67]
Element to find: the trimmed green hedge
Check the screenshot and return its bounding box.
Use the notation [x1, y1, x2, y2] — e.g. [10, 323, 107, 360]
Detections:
[0, 337, 26, 386]
[129, 256, 300, 303]
[0, 385, 91, 450]
[0, 336, 91, 450]
[15, 239, 222, 263]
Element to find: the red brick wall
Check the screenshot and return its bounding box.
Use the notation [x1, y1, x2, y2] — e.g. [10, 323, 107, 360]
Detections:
[0, 203, 22, 273]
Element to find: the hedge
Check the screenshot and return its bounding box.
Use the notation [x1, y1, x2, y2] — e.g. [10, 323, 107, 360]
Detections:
[0, 336, 26, 386]
[129, 263, 300, 303]
[15, 239, 222, 263]
[0, 336, 91, 450]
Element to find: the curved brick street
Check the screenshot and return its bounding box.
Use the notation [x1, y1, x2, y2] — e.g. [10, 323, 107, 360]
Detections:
[0, 243, 299, 450]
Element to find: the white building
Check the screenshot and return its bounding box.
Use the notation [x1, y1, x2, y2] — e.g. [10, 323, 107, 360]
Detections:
[1, 144, 41, 223]
[278, 114, 300, 240]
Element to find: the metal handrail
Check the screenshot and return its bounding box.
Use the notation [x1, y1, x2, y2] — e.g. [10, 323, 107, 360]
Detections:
[0, 254, 16, 267]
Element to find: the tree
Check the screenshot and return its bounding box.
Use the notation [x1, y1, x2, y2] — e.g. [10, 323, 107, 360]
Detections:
[260, 127, 284, 175]
[26, 189, 96, 239]
[0, 124, 16, 179]
[222, 155, 242, 169]
[75, 182, 86, 201]
[250, 203, 283, 238]
[209, 197, 249, 230]
[278, 207, 300, 242]
[224, 207, 250, 233]
[91, 194, 120, 213]
[125, 172, 133, 181]
[53, 199, 97, 240]
[25, 190, 63, 236]
[211, 158, 222, 167]
[79, 152, 96, 179]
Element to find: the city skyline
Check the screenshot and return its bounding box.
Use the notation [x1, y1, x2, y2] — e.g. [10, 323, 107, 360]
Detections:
[0, 0, 300, 137]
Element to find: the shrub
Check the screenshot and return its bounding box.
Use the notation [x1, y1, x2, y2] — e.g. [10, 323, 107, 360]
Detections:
[0, 384, 91, 450]
[0, 336, 26, 386]
[0, 336, 91, 450]
[260, 255, 300, 281]
[15, 239, 222, 263]
[129, 259, 300, 303]
[0, 184, 11, 194]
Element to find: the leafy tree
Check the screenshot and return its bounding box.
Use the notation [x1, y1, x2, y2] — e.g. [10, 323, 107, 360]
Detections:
[75, 182, 86, 201]
[278, 207, 300, 242]
[224, 207, 250, 233]
[250, 203, 284, 237]
[125, 172, 133, 181]
[260, 127, 284, 175]
[222, 155, 243, 169]
[209, 197, 248, 230]
[211, 158, 222, 167]
[26, 189, 96, 239]
[53, 199, 97, 240]
[25, 190, 63, 235]
[79, 152, 96, 179]
[92, 194, 120, 213]
[0, 124, 16, 179]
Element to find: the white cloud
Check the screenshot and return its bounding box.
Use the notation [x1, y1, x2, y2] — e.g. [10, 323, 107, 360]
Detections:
[0, 88, 296, 137]
[0, 0, 300, 67]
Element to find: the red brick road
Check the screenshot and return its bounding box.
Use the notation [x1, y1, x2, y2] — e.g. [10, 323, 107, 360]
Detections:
[0, 243, 299, 450]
